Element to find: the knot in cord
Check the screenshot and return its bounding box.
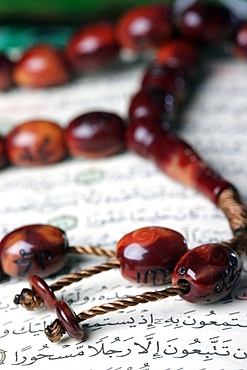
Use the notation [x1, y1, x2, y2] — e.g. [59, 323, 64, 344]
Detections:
[45, 319, 65, 343]
[13, 288, 42, 310]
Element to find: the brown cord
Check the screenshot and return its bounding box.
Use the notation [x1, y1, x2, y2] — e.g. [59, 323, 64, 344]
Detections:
[45, 283, 189, 342]
[14, 259, 120, 309]
[69, 245, 116, 258]
[218, 188, 247, 255]
[50, 259, 120, 292]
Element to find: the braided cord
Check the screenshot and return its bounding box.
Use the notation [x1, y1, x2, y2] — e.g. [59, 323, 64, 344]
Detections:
[50, 259, 120, 292]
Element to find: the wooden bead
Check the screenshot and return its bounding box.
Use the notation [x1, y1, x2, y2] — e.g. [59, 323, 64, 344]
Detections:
[117, 226, 188, 285]
[55, 300, 84, 340]
[172, 243, 241, 303]
[6, 120, 67, 166]
[65, 22, 119, 73]
[13, 44, 69, 88]
[65, 111, 125, 158]
[115, 4, 173, 52]
[28, 275, 57, 310]
[0, 224, 68, 278]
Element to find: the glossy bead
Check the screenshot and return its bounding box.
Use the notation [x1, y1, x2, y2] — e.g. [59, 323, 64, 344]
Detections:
[0, 224, 69, 278]
[172, 243, 241, 303]
[28, 275, 57, 310]
[0, 136, 9, 168]
[148, 130, 232, 204]
[125, 116, 164, 158]
[0, 53, 13, 91]
[65, 22, 119, 73]
[6, 120, 67, 166]
[180, 3, 234, 44]
[65, 111, 125, 158]
[115, 4, 173, 52]
[234, 23, 247, 59]
[141, 63, 188, 105]
[13, 44, 69, 88]
[117, 226, 188, 285]
[55, 300, 84, 340]
[128, 88, 176, 122]
[155, 40, 198, 77]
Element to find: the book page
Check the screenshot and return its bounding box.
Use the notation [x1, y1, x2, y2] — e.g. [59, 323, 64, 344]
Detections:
[0, 48, 247, 369]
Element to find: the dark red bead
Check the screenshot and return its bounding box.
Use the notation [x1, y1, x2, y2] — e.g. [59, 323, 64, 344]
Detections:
[65, 111, 125, 158]
[148, 130, 232, 204]
[0, 53, 13, 91]
[141, 63, 188, 105]
[13, 44, 69, 88]
[28, 275, 57, 310]
[0, 135, 9, 168]
[128, 88, 176, 122]
[234, 23, 247, 59]
[0, 224, 68, 278]
[115, 4, 173, 52]
[55, 300, 84, 340]
[117, 226, 188, 285]
[125, 116, 164, 158]
[172, 243, 241, 303]
[180, 3, 234, 44]
[6, 120, 67, 166]
[155, 39, 198, 77]
[65, 22, 119, 73]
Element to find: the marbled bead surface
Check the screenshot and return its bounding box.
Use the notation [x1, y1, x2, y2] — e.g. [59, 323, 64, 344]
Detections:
[117, 226, 188, 285]
[6, 120, 67, 166]
[172, 243, 242, 303]
[0, 224, 69, 278]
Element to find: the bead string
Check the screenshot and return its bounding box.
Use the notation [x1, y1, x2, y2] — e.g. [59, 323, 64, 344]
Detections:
[45, 283, 189, 343]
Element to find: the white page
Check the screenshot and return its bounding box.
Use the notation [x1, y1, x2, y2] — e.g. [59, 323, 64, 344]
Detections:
[0, 53, 247, 370]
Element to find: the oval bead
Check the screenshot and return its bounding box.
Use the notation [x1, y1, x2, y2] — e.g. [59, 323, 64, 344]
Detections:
[115, 4, 173, 52]
[28, 275, 57, 310]
[125, 116, 164, 158]
[180, 3, 234, 44]
[65, 22, 119, 73]
[117, 226, 188, 285]
[172, 243, 241, 304]
[65, 111, 125, 158]
[13, 44, 69, 88]
[6, 120, 67, 166]
[128, 88, 176, 122]
[0, 224, 69, 278]
[55, 300, 84, 340]
[155, 40, 198, 77]
[141, 63, 188, 105]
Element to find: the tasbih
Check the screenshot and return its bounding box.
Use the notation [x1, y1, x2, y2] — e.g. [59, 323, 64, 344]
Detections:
[0, 1, 247, 343]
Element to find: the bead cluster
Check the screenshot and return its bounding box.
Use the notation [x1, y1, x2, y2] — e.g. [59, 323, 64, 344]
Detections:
[0, 1, 247, 343]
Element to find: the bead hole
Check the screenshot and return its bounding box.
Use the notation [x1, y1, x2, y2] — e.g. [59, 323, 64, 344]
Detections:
[178, 279, 191, 295]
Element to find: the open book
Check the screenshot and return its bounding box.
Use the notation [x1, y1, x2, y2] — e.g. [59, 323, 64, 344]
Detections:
[0, 28, 247, 370]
